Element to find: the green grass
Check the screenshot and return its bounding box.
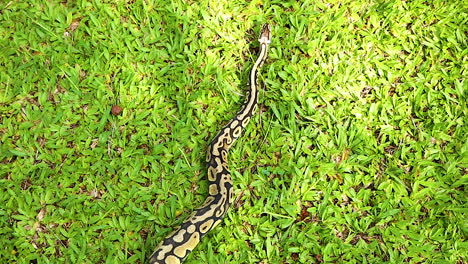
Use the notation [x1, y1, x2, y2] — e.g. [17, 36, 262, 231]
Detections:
[0, 0, 466, 263]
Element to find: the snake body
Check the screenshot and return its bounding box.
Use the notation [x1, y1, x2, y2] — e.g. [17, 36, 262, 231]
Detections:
[149, 24, 271, 264]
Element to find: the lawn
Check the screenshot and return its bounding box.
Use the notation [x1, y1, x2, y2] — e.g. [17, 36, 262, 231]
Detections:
[0, 0, 466, 263]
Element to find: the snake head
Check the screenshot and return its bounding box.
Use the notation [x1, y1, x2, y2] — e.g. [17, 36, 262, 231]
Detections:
[258, 24, 271, 44]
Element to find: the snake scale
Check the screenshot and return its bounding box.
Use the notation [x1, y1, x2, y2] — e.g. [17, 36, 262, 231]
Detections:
[149, 24, 271, 264]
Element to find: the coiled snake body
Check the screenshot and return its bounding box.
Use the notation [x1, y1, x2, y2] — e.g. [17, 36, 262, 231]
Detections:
[149, 25, 271, 264]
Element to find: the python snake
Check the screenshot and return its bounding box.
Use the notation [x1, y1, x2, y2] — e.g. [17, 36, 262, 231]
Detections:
[149, 24, 271, 264]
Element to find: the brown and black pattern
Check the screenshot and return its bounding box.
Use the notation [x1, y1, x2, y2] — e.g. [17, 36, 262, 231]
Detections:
[149, 24, 271, 264]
